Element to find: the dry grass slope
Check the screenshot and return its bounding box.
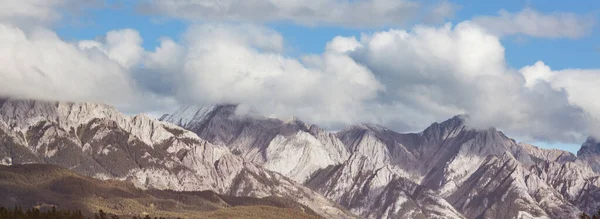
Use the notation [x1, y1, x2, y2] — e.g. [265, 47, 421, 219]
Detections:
[0, 164, 322, 219]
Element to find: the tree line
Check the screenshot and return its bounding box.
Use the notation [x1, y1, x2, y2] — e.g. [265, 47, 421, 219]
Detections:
[581, 209, 600, 219]
[0, 206, 176, 219]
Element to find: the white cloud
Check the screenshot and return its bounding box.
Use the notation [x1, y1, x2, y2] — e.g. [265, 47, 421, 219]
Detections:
[163, 24, 383, 126]
[340, 21, 591, 142]
[521, 62, 600, 138]
[79, 29, 145, 68]
[472, 8, 595, 39]
[0, 24, 137, 104]
[127, 21, 594, 143]
[138, 0, 457, 27]
[0, 22, 175, 113]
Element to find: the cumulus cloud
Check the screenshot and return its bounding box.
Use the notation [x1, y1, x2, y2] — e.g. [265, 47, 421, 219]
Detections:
[122, 21, 594, 143]
[341, 22, 590, 142]
[0, 23, 175, 113]
[472, 8, 595, 39]
[137, 0, 458, 27]
[0, 24, 137, 105]
[78, 29, 145, 68]
[521, 62, 600, 138]
[162, 23, 383, 127]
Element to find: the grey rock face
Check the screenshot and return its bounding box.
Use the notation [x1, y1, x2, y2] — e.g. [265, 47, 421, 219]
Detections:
[162, 104, 350, 184]
[0, 99, 355, 219]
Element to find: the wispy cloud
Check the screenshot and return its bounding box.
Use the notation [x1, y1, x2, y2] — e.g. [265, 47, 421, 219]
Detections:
[136, 0, 456, 28]
[472, 8, 596, 39]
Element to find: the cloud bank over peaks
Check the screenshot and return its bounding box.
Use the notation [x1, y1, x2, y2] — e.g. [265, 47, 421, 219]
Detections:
[342, 22, 591, 142]
[167, 23, 384, 127]
[135, 21, 597, 144]
[0, 22, 176, 114]
[0, 1, 598, 145]
[521, 61, 600, 139]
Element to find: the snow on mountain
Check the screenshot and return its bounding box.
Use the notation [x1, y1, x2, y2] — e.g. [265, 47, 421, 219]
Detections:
[0, 99, 355, 219]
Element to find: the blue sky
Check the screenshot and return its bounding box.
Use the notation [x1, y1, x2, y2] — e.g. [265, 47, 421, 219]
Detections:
[3, 0, 600, 153]
[55, 0, 600, 71]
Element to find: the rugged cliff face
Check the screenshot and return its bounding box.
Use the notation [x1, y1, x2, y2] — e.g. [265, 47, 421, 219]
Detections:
[0, 99, 356, 219]
[327, 116, 596, 219]
[164, 105, 600, 219]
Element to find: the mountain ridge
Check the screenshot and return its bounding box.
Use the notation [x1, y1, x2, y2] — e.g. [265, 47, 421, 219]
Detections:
[3, 99, 600, 219]
[0, 98, 356, 219]
[163, 103, 600, 218]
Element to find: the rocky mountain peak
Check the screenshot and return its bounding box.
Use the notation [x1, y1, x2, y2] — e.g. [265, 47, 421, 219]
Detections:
[421, 114, 467, 139]
[577, 136, 600, 173]
[339, 123, 389, 135]
[578, 137, 600, 156]
[161, 104, 239, 129]
[0, 99, 119, 131]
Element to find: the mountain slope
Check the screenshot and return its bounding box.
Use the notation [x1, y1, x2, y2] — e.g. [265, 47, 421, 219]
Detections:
[333, 116, 600, 218]
[447, 152, 581, 219]
[161, 104, 350, 183]
[0, 99, 355, 219]
[0, 164, 321, 219]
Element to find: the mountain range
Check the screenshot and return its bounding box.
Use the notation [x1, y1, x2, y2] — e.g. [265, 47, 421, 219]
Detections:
[2, 99, 600, 218]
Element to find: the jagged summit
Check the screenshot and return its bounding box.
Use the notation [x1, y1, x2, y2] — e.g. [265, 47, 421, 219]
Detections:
[578, 136, 600, 156]
[0, 98, 198, 146]
[577, 136, 600, 173]
[426, 114, 468, 128]
[340, 122, 389, 133]
[161, 104, 350, 184]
